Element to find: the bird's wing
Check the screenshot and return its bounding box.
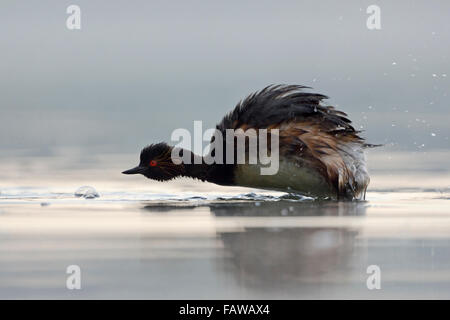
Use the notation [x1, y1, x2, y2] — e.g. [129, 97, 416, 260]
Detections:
[216, 84, 369, 199]
[216, 84, 354, 133]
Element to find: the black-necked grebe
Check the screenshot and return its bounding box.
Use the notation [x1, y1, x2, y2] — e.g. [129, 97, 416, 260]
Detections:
[123, 85, 375, 200]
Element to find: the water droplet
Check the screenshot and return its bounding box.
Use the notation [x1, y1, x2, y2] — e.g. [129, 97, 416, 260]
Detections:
[74, 186, 100, 199]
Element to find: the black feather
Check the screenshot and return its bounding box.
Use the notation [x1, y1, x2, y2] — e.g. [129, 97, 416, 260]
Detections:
[217, 84, 355, 133]
[139, 142, 171, 165]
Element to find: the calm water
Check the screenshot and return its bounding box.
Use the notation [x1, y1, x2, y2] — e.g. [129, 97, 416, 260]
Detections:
[0, 149, 449, 299]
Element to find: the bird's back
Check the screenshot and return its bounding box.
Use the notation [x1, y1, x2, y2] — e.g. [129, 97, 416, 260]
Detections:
[214, 85, 370, 200]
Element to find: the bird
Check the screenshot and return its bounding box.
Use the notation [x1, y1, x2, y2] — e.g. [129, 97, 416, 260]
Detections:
[123, 85, 375, 200]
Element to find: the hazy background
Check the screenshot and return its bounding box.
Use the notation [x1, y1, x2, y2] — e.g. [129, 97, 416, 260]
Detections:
[1, 0, 449, 158]
[1, 2, 449, 299]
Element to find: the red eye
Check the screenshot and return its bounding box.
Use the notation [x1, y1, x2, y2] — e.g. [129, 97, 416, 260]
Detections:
[150, 160, 157, 167]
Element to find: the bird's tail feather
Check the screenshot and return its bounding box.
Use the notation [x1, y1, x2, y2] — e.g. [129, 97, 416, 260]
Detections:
[363, 143, 383, 148]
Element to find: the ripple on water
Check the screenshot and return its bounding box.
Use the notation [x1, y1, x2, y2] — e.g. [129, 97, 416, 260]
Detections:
[0, 188, 314, 204]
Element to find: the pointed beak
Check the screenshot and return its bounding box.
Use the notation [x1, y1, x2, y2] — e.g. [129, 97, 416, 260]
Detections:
[122, 166, 145, 175]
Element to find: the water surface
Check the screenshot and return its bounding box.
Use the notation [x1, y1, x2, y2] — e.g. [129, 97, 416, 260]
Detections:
[0, 150, 449, 299]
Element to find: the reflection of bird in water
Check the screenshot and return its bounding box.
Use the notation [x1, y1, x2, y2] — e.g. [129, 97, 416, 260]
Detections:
[123, 85, 377, 200]
[219, 228, 358, 287]
[210, 201, 366, 289]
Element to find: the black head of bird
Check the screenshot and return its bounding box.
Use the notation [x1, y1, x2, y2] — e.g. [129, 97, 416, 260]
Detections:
[122, 142, 179, 181]
[122, 84, 378, 200]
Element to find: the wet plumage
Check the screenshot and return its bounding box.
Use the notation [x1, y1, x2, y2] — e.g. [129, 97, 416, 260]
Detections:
[123, 85, 373, 200]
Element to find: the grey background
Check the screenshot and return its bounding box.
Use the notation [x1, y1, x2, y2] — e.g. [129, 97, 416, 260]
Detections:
[1, 0, 449, 157]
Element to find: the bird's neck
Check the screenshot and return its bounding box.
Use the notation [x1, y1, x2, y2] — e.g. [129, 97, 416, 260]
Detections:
[175, 148, 208, 181]
[169, 147, 234, 186]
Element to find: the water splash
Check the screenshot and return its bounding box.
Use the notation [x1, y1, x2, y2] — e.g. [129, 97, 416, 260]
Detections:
[74, 186, 100, 199]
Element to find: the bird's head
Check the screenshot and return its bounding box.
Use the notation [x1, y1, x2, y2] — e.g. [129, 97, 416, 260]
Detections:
[122, 143, 184, 181]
